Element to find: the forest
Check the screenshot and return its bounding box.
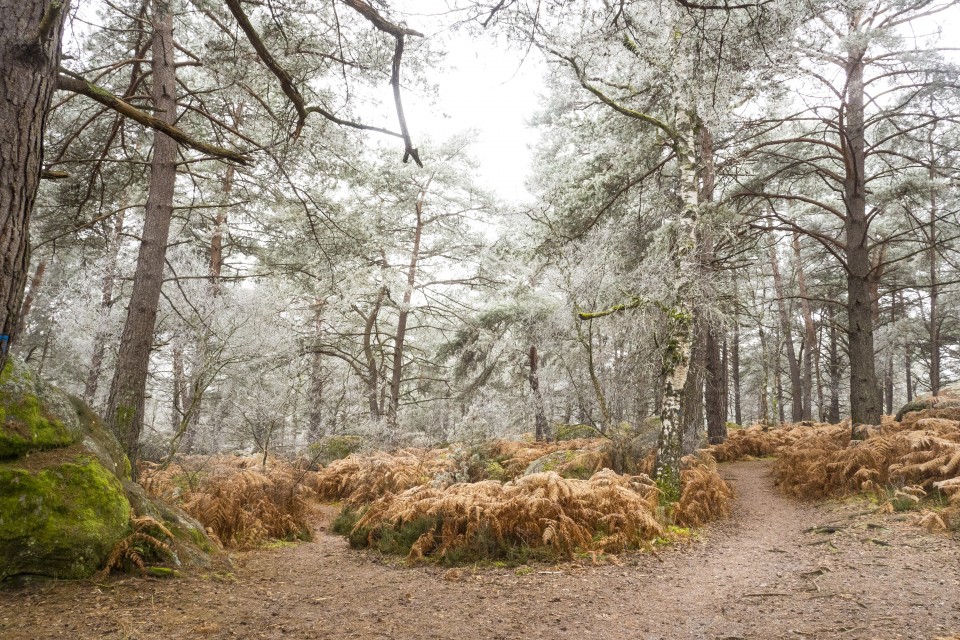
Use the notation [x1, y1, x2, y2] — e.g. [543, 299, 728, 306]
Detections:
[1, 0, 959, 638]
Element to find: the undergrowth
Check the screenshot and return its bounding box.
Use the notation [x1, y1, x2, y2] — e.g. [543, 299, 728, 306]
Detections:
[706, 409, 960, 532]
[140, 455, 316, 548]
[333, 454, 734, 564]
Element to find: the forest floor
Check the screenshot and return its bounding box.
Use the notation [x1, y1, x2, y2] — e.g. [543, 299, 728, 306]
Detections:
[2, 460, 959, 640]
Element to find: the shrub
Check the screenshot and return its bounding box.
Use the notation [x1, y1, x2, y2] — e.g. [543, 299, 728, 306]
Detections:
[140, 456, 316, 548]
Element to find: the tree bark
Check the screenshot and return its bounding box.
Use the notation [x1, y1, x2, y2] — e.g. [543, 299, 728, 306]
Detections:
[0, 0, 67, 370]
[928, 158, 940, 397]
[529, 345, 548, 441]
[770, 242, 803, 422]
[106, 0, 178, 470]
[386, 185, 427, 428]
[843, 43, 882, 426]
[705, 325, 727, 443]
[732, 322, 741, 425]
[15, 258, 46, 339]
[792, 233, 816, 421]
[681, 316, 706, 454]
[827, 305, 841, 423]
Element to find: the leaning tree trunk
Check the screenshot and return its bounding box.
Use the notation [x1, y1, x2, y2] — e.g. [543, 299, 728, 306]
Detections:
[843, 45, 882, 427]
[387, 186, 427, 429]
[770, 242, 803, 422]
[106, 0, 178, 470]
[0, 0, 68, 370]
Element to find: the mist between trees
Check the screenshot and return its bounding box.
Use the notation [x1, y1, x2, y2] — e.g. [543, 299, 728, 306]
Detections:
[2, 0, 958, 486]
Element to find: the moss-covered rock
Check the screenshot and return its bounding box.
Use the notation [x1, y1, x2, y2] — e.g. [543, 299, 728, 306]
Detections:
[308, 434, 365, 466]
[123, 480, 214, 568]
[553, 424, 599, 441]
[0, 359, 215, 579]
[523, 449, 604, 479]
[0, 453, 130, 579]
[0, 362, 80, 459]
[895, 383, 960, 422]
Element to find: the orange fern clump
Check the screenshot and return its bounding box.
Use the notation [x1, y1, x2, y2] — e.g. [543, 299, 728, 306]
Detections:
[769, 411, 960, 507]
[311, 449, 450, 505]
[349, 469, 663, 562]
[140, 456, 316, 548]
[97, 516, 173, 578]
[674, 454, 735, 527]
[708, 424, 807, 462]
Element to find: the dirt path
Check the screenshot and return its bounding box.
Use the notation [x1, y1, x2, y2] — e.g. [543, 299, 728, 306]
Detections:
[3, 461, 959, 639]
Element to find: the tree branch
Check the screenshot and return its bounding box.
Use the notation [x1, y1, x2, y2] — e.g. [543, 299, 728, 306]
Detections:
[57, 74, 250, 164]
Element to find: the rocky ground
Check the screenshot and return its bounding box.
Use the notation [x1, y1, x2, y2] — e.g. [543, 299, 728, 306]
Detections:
[2, 460, 958, 640]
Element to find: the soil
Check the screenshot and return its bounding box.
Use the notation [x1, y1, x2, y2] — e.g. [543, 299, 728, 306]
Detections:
[2, 460, 958, 640]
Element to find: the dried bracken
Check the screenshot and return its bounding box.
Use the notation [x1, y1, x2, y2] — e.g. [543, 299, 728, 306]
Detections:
[140, 456, 316, 548]
[707, 424, 807, 462]
[97, 516, 173, 578]
[675, 454, 735, 527]
[311, 449, 450, 505]
[349, 469, 664, 561]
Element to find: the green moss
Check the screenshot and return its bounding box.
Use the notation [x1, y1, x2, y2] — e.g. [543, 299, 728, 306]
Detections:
[309, 435, 364, 465]
[554, 424, 599, 441]
[0, 456, 131, 579]
[484, 461, 506, 481]
[0, 376, 75, 459]
[145, 566, 180, 578]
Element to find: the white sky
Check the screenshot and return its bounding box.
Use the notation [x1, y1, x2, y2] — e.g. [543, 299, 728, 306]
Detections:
[404, 41, 546, 204]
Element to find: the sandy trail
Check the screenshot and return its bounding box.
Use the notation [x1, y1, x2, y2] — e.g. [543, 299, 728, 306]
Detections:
[2, 460, 958, 640]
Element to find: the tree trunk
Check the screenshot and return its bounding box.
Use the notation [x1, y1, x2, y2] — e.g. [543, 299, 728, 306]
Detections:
[15, 258, 46, 340]
[308, 300, 325, 440]
[84, 208, 125, 406]
[106, 0, 178, 470]
[529, 345, 548, 442]
[827, 305, 841, 423]
[843, 44, 882, 426]
[732, 323, 741, 425]
[705, 325, 726, 444]
[770, 242, 803, 422]
[360, 288, 386, 421]
[653, 120, 699, 498]
[0, 0, 67, 370]
[928, 159, 940, 397]
[681, 316, 706, 455]
[387, 186, 427, 428]
[792, 233, 816, 421]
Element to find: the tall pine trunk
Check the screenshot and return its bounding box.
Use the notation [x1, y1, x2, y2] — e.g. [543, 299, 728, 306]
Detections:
[843, 43, 882, 426]
[770, 242, 803, 422]
[106, 0, 177, 469]
[0, 0, 67, 369]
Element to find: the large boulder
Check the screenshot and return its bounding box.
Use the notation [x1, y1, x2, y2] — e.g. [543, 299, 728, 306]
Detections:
[0, 359, 212, 579]
[0, 360, 130, 579]
[895, 382, 960, 422]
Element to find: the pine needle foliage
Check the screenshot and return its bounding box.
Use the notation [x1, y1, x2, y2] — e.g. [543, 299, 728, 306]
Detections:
[140, 455, 316, 548]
